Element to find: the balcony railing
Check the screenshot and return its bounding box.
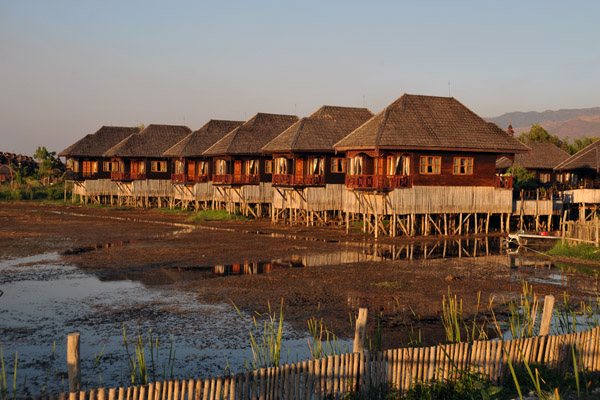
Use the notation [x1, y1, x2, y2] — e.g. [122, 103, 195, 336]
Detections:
[212, 174, 260, 185]
[212, 174, 233, 184]
[346, 174, 412, 190]
[273, 174, 294, 186]
[272, 174, 325, 186]
[111, 172, 146, 181]
[171, 174, 210, 184]
[495, 175, 513, 189]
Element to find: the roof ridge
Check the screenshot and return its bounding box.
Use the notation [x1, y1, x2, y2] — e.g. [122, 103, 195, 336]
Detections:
[290, 119, 306, 150]
[555, 139, 600, 170]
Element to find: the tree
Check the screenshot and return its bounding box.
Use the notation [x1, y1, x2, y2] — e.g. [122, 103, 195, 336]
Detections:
[517, 124, 564, 148]
[33, 146, 61, 178]
[507, 164, 537, 191]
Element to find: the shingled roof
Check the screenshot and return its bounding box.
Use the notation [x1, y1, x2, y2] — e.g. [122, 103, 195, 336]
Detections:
[334, 94, 529, 153]
[0, 164, 12, 175]
[554, 139, 600, 171]
[263, 106, 374, 153]
[104, 124, 192, 158]
[204, 113, 299, 156]
[496, 142, 570, 170]
[58, 126, 139, 158]
[163, 120, 244, 158]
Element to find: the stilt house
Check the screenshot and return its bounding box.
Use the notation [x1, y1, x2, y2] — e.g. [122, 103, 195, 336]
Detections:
[333, 94, 529, 237]
[262, 105, 373, 225]
[104, 124, 192, 181]
[496, 142, 570, 186]
[163, 120, 244, 184]
[263, 106, 373, 187]
[554, 139, 600, 188]
[58, 126, 139, 180]
[0, 164, 12, 183]
[203, 113, 298, 216]
[203, 113, 299, 185]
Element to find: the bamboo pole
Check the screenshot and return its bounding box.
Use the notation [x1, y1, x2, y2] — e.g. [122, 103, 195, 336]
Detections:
[353, 308, 368, 354]
[67, 333, 81, 393]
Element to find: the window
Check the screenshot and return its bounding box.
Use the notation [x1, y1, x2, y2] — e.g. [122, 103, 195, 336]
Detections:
[175, 160, 185, 174]
[308, 157, 324, 175]
[245, 159, 259, 175]
[556, 173, 564, 184]
[453, 157, 473, 175]
[331, 157, 345, 173]
[215, 159, 228, 174]
[275, 157, 288, 174]
[539, 172, 551, 183]
[265, 160, 273, 174]
[151, 161, 167, 172]
[198, 161, 208, 175]
[420, 156, 441, 174]
[103, 161, 111, 172]
[82, 161, 98, 176]
[349, 156, 363, 175]
[387, 155, 410, 175]
[72, 160, 79, 172]
[111, 161, 120, 172]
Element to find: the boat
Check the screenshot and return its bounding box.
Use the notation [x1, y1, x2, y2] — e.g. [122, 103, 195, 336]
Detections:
[506, 230, 562, 247]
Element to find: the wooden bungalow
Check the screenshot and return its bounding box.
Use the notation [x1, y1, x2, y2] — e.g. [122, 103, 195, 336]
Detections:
[162, 119, 244, 209]
[554, 139, 600, 219]
[554, 139, 600, 189]
[0, 164, 12, 183]
[333, 94, 530, 237]
[203, 113, 299, 216]
[102, 124, 192, 207]
[59, 126, 139, 181]
[262, 105, 373, 225]
[496, 142, 570, 186]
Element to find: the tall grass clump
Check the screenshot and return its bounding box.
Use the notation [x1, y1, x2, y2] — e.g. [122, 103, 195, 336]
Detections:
[441, 288, 487, 343]
[233, 301, 284, 370]
[306, 317, 348, 359]
[0, 347, 18, 400]
[122, 327, 176, 385]
[186, 209, 249, 222]
[547, 242, 600, 263]
[504, 281, 540, 339]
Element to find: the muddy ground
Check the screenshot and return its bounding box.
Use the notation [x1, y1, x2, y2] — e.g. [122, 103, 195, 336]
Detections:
[2, 201, 599, 349]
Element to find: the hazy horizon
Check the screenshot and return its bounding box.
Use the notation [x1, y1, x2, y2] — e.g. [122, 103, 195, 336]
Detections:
[2, 1, 599, 156]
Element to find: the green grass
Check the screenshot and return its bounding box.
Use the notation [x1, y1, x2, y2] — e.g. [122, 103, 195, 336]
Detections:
[374, 281, 408, 290]
[0, 182, 69, 202]
[547, 242, 600, 263]
[186, 209, 249, 222]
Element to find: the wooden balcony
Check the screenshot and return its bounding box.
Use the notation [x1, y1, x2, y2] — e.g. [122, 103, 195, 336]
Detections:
[272, 174, 294, 186]
[273, 174, 325, 187]
[495, 175, 513, 189]
[346, 174, 412, 190]
[171, 174, 210, 184]
[111, 172, 146, 181]
[213, 174, 260, 185]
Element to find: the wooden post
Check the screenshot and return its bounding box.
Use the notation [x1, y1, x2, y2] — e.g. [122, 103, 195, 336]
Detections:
[539, 295, 555, 336]
[353, 308, 368, 354]
[67, 333, 81, 392]
[596, 219, 599, 248]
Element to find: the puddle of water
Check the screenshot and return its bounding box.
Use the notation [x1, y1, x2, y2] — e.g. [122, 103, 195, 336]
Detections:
[0, 253, 351, 394]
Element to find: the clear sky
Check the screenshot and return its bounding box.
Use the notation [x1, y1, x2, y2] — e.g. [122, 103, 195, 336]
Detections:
[1, 0, 599, 155]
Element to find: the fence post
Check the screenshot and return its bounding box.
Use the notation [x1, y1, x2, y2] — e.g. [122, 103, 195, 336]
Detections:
[539, 295, 555, 336]
[353, 308, 368, 354]
[67, 333, 81, 392]
[596, 219, 599, 247]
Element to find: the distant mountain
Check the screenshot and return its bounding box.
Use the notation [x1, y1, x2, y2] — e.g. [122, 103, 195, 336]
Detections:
[486, 107, 600, 140]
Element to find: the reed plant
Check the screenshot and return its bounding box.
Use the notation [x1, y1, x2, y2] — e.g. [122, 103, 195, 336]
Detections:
[306, 317, 348, 359]
[0, 347, 17, 400]
[505, 281, 540, 339]
[233, 300, 284, 370]
[441, 288, 488, 343]
[122, 327, 176, 385]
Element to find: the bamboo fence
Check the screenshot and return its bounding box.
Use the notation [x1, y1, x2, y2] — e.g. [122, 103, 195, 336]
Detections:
[39, 327, 600, 400]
